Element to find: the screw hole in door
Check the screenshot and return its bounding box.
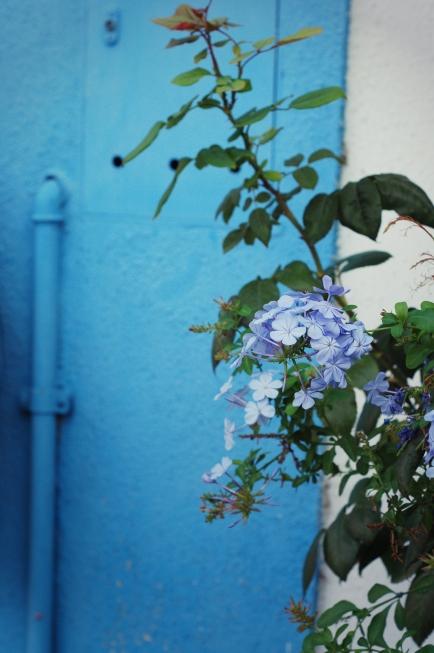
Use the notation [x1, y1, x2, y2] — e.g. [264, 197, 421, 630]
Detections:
[169, 158, 179, 171]
[112, 155, 123, 168]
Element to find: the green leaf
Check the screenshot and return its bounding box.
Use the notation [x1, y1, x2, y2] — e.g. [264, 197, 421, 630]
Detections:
[317, 600, 357, 628]
[166, 96, 197, 129]
[249, 208, 271, 245]
[238, 278, 279, 312]
[171, 67, 211, 86]
[292, 166, 318, 189]
[405, 572, 434, 645]
[277, 26, 323, 46]
[321, 388, 357, 435]
[419, 647, 434, 653]
[255, 192, 271, 203]
[338, 178, 382, 240]
[166, 35, 199, 48]
[290, 86, 346, 110]
[356, 401, 380, 434]
[395, 301, 409, 321]
[308, 148, 345, 164]
[223, 228, 244, 253]
[276, 261, 316, 291]
[196, 145, 235, 169]
[405, 342, 432, 369]
[394, 438, 423, 496]
[193, 48, 208, 63]
[345, 505, 379, 544]
[154, 157, 191, 218]
[284, 153, 304, 167]
[408, 308, 434, 333]
[263, 170, 283, 181]
[303, 193, 337, 243]
[368, 583, 393, 603]
[122, 121, 166, 165]
[367, 606, 390, 647]
[256, 127, 283, 145]
[347, 355, 378, 389]
[394, 601, 406, 630]
[253, 36, 275, 49]
[215, 188, 241, 223]
[234, 106, 271, 127]
[324, 508, 359, 580]
[302, 529, 324, 595]
[373, 173, 434, 229]
[337, 250, 392, 273]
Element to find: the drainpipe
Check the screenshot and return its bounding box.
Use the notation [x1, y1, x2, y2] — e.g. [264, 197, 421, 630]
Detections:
[24, 174, 71, 653]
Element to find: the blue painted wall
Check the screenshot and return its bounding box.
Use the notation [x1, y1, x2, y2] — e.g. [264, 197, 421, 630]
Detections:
[0, 2, 348, 652]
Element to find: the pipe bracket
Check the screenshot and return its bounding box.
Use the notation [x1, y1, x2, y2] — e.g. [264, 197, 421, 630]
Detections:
[21, 384, 72, 416]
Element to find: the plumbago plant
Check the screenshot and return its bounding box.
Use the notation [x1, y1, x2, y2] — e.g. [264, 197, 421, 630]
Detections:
[120, 4, 434, 651]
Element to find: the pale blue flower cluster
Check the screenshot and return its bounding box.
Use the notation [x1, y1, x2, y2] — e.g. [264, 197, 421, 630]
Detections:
[235, 276, 372, 410]
[364, 372, 405, 416]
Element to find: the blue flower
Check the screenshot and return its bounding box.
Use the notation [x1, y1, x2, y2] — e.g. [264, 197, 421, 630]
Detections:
[314, 274, 347, 297]
[310, 336, 341, 364]
[364, 372, 389, 402]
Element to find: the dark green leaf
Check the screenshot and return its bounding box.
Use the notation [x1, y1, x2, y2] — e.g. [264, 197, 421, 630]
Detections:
[196, 145, 235, 169]
[348, 478, 372, 505]
[345, 505, 379, 544]
[367, 606, 390, 647]
[324, 508, 359, 580]
[292, 166, 318, 189]
[336, 250, 392, 272]
[255, 192, 271, 203]
[154, 157, 191, 218]
[122, 121, 166, 165]
[347, 355, 378, 389]
[405, 572, 434, 644]
[223, 228, 244, 253]
[302, 529, 324, 595]
[321, 388, 357, 435]
[284, 153, 304, 167]
[394, 601, 406, 630]
[308, 148, 345, 164]
[317, 600, 357, 628]
[238, 278, 279, 312]
[249, 208, 271, 245]
[394, 438, 423, 496]
[303, 193, 337, 243]
[338, 179, 382, 240]
[290, 86, 346, 110]
[373, 173, 434, 229]
[171, 67, 211, 86]
[405, 343, 432, 369]
[368, 583, 393, 603]
[408, 308, 434, 333]
[337, 250, 392, 273]
[276, 261, 317, 291]
[215, 188, 241, 223]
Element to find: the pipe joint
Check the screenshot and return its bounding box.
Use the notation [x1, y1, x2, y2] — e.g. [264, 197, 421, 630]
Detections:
[32, 175, 68, 224]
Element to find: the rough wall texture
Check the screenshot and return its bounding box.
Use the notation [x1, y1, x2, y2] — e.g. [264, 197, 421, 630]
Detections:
[0, 1, 348, 652]
[320, 0, 434, 648]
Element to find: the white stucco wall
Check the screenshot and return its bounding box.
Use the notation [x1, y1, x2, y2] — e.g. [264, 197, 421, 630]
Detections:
[319, 0, 434, 646]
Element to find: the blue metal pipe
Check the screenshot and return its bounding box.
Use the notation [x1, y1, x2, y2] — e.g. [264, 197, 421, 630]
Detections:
[26, 175, 68, 653]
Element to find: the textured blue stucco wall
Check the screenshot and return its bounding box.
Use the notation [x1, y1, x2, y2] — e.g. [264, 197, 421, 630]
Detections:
[0, 2, 348, 652]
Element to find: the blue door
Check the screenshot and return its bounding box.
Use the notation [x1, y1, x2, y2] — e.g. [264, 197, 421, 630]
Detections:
[0, 1, 349, 651]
